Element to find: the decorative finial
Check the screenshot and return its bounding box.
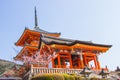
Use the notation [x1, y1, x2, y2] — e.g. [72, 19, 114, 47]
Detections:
[34, 6, 38, 28]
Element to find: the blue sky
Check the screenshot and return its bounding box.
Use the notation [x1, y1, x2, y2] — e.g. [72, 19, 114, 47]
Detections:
[0, 0, 120, 70]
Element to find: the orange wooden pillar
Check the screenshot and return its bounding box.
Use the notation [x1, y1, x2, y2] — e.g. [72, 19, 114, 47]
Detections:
[97, 61, 101, 69]
[69, 53, 73, 68]
[86, 59, 89, 66]
[58, 53, 61, 68]
[84, 55, 89, 66]
[96, 54, 101, 69]
[79, 51, 84, 68]
[93, 55, 98, 70]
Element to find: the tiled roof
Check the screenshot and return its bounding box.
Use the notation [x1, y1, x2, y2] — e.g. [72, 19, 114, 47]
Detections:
[41, 34, 112, 48]
[32, 26, 61, 34]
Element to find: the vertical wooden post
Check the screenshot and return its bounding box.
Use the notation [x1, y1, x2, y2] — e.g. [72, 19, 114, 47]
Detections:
[79, 50, 84, 68]
[97, 61, 101, 69]
[84, 55, 87, 66]
[29, 64, 34, 80]
[69, 53, 73, 68]
[78, 50, 84, 68]
[58, 53, 61, 68]
[96, 53, 101, 69]
[31, 64, 33, 73]
[86, 59, 89, 66]
[94, 55, 98, 70]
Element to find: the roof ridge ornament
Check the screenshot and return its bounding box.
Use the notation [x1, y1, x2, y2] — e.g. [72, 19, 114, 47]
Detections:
[34, 6, 38, 28]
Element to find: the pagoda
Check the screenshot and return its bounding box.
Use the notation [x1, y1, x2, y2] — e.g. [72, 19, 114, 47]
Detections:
[14, 7, 112, 79]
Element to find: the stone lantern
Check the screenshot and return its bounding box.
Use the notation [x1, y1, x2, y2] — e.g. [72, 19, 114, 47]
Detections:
[80, 65, 92, 78]
[99, 69, 109, 79]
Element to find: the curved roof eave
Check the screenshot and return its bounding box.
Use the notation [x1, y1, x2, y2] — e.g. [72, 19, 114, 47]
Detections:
[15, 28, 27, 46]
[41, 34, 112, 48]
[31, 27, 61, 35]
[14, 45, 38, 61]
[15, 27, 61, 46]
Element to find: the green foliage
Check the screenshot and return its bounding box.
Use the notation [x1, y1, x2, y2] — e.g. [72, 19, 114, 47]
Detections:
[52, 74, 64, 80]
[31, 74, 75, 80]
[63, 74, 75, 80]
[0, 59, 21, 75]
[31, 74, 84, 80]
[31, 74, 54, 80]
[31, 73, 104, 80]
[74, 76, 83, 80]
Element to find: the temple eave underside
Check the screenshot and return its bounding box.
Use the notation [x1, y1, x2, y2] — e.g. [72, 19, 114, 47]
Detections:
[15, 28, 60, 46]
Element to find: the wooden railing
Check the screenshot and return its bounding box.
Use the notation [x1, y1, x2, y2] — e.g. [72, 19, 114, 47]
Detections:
[28, 64, 104, 79]
[31, 67, 82, 76]
[26, 66, 103, 79]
